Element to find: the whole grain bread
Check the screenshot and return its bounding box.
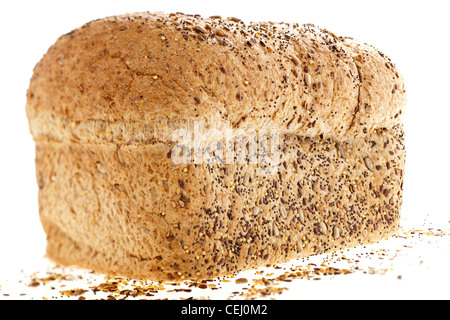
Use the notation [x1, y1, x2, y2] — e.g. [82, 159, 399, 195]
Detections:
[26, 12, 406, 281]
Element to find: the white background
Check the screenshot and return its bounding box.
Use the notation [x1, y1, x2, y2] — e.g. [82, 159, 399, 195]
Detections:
[0, 0, 449, 299]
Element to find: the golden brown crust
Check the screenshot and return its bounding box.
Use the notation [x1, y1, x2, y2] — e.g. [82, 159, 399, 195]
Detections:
[27, 11, 407, 281]
[26, 12, 406, 140]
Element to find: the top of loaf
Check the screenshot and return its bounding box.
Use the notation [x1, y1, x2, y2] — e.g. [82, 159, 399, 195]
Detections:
[26, 11, 406, 140]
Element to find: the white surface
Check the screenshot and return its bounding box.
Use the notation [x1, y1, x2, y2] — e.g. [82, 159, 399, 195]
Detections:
[0, 0, 449, 300]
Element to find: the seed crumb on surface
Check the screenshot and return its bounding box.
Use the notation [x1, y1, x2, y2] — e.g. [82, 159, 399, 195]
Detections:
[1, 226, 446, 300]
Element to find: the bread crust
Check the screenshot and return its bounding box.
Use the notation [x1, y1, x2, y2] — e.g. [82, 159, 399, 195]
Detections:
[26, 12, 406, 140]
[27, 12, 407, 281]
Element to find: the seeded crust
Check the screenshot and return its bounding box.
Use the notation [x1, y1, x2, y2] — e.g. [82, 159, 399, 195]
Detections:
[35, 123, 404, 281]
[26, 12, 406, 141]
[27, 12, 407, 281]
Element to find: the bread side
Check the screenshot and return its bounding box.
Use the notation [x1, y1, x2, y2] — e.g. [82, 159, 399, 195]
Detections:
[36, 124, 404, 281]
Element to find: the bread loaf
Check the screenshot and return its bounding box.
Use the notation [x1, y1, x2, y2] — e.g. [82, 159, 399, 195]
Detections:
[26, 12, 406, 281]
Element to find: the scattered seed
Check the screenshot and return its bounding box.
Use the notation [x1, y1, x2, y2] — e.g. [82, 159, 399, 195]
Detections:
[333, 226, 340, 239]
[364, 157, 374, 171]
[228, 17, 241, 22]
[336, 143, 347, 159]
[273, 223, 280, 237]
[215, 28, 227, 37]
[298, 209, 305, 225]
[193, 25, 207, 34]
[291, 55, 300, 65]
[304, 73, 312, 87]
[319, 221, 327, 234]
[235, 278, 248, 284]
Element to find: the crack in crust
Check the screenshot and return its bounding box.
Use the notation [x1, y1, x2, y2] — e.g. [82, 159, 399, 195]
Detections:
[347, 60, 362, 133]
